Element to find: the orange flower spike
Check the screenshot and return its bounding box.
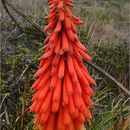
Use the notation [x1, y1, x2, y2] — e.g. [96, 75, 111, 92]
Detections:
[30, 0, 96, 129]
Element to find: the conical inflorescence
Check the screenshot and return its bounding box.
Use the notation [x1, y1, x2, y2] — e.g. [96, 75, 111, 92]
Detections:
[30, 0, 96, 130]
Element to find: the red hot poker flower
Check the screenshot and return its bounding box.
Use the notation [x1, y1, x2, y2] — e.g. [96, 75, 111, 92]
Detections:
[30, 0, 96, 130]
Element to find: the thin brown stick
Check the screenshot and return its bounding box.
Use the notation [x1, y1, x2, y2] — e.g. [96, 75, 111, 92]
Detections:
[16, 64, 31, 84]
[85, 60, 130, 96]
[19, 72, 29, 130]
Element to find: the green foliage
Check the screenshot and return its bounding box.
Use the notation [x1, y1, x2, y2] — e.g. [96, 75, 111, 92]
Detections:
[91, 44, 129, 74]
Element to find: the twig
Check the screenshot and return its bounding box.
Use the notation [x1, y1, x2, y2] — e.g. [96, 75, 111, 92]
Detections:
[20, 72, 29, 130]
[4, 104, 10, 125]
[85, 60, 130, 96]
[16, 64, 31, 84]
[1, 0, 45, 36]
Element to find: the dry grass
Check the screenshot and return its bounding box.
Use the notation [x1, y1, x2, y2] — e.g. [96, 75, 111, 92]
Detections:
[1, 0, 129, 46]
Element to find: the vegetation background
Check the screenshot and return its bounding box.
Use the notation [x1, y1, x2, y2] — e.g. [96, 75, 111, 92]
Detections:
[1, 0, 129, 130]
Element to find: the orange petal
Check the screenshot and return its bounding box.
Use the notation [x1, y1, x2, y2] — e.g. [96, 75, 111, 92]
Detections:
[40, 91, 53, 112]
[70, 21, 77, 33]
[82, 94, 93, 107]
[38, 69, 51, 88]
[34, 60, 51, 78]
[56, 106, 64, 130]
[63, 106, 71, 126]
[38, 80, 51, 100]
[30, 100, 37, 112]
[58, 57, 65, 79]
[40, 124, 46, 130]
[65, 69, 73, 95]
[72, 57, 83, 77]
[64, 6, 72, 17]
[52, 100, 60, 113]
[46, 113, 55, 130]
[66, 29, 77, 42]
[59, 10, 65, 21]
[55, 37, 61, 54]
[52, 54, 61, 66]
[79, 49, 91, 61]
[67, 54, 75, 76]
[54, 20, 62, 32]
[73, 92, 81, 108]
[32, 76, 43, 90]
[64, 16, 71, 29]
[57, 1, 63, 9]
[53, 78, 62, 102]
[62, 78, 69, 106]
[82, 69, 96, 85]
[50, 74, 58, 90]
[40, 105, 51, 124]
[34, 113, 41, 124]
[68, 96, 76, 117]
[62, 30, 69, 51]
